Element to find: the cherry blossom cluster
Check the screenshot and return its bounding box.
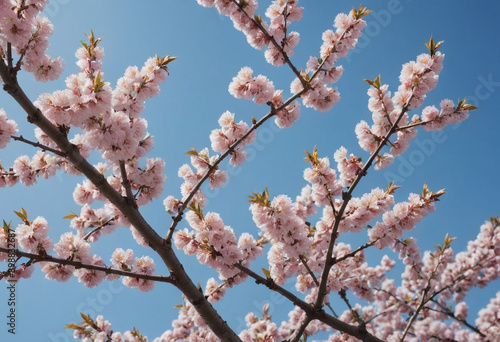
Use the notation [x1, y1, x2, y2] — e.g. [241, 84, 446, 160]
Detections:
[33, 33, 172, 168]
[440, 217, 500, 302]
[355, 39, 453, 171]
[239, 304, 281, 341]
[0, 109, 17, 149]
[138, 278, 227, 341]
[0, 150, 58, 187]
[39, 232, 92, 282]
[0, 1, 64, 82]
[476, 292, 500, 341]
[294, 184, 316, 220]
[338, 186, 396, 234]
[279, 303, 330, 339]
[249, 188, 311, 284]
[113, 158, 167, 206]
[228, 66, 275, 105]
[112, 249, 156, 292]
[70, 314, 153, 341]
[289, 7, 369, 113]
[369, 183, 444, 249]
[5, 205, 157, 290]
[174, 208, 263, 283]
[270, 89, 301, 128]
[303, 146, 343, 206]
[363, 223, 499, 342]
[15, 215, 53, 255]
[165, 111, 257, 215]
[69, 203, 116, 242]
[154, 296, 218, 341]
[262, 0, 302, 65]
[209, 110, 256, 166]
[196, 0, 302, 65]
[421, 98, 476, 131]
[333, 146, 364, 187]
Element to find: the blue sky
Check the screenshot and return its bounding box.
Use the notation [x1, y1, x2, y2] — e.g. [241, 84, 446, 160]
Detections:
[1, 1, 499, 340]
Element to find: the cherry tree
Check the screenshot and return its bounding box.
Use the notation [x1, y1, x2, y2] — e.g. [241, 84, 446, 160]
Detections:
[0, 1, 499, 341]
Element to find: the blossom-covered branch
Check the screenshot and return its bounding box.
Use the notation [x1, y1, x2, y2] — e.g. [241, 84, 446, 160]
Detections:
[0, 247, 173, 284]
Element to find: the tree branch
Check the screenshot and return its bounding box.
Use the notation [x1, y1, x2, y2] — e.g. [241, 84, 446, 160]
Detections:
[430, 299, 486, 337]
[0, 247, 173, 284]
[235, 263, 384, 342]
[11, 134, 66, 157]
[0, 57, 243, 342]
[164, 88, 307, 242]
[289, 316, 313, 342]
[314, 87, 417, 311]
[230, 0, 305, 86]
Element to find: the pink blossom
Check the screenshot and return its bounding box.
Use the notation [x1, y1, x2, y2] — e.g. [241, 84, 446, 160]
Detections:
[74, 255, 107, 288]
[0, 109, 18, 149]
[272, 90, 301, 128]
[41, 262, 74, 282]
[54, 232, 91, 263]
[16, 216, 52, 253]
[334, 146, 363, 186]
[355, 120, 379, 154]
[205, 277, 226, 303]
[228, 67, 275, 104]
[374, 152, 395, 170]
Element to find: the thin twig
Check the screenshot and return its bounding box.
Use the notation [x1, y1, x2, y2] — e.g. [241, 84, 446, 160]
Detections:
[395, 120, 429, 131]
[400, 285, 430, 341]
[11, 135, 66, 157]
[339, 289, 365, 326]
[430, 299, 486, 337]
[333, 239, 377, 265]
[82, 218, 115, 241]
[299, 255, 319, 287]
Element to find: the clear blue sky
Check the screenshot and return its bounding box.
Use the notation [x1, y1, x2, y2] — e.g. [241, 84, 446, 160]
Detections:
[1, 1, 499, 341]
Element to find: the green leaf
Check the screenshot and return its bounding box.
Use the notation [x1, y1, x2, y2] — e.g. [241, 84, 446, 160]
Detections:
[385, 181, 401, 195]
[131, 327, 144, 338]
[184, 147, 198, 156]
[363, 74, 381, 89]
[80, 313, 95, 327]
[156, 55, 177, 71]
[443, 233, 456, 249]
[352, 5, 371, 20]
[304, 146, 319, 165]
[64, 323, 81, 330]
[187, 203, 204, 220]
[14, 208, 29, 224]
[490, 216, 499, 227]
[63, 212, 78, 220]
[425, 35, 444, 57]
[456, 97, 478, 111]
[2, 220, 12, 235]
[262, 268, 271, 279]
[422, 182, 445, 201]
[248, 187, 270, 206]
